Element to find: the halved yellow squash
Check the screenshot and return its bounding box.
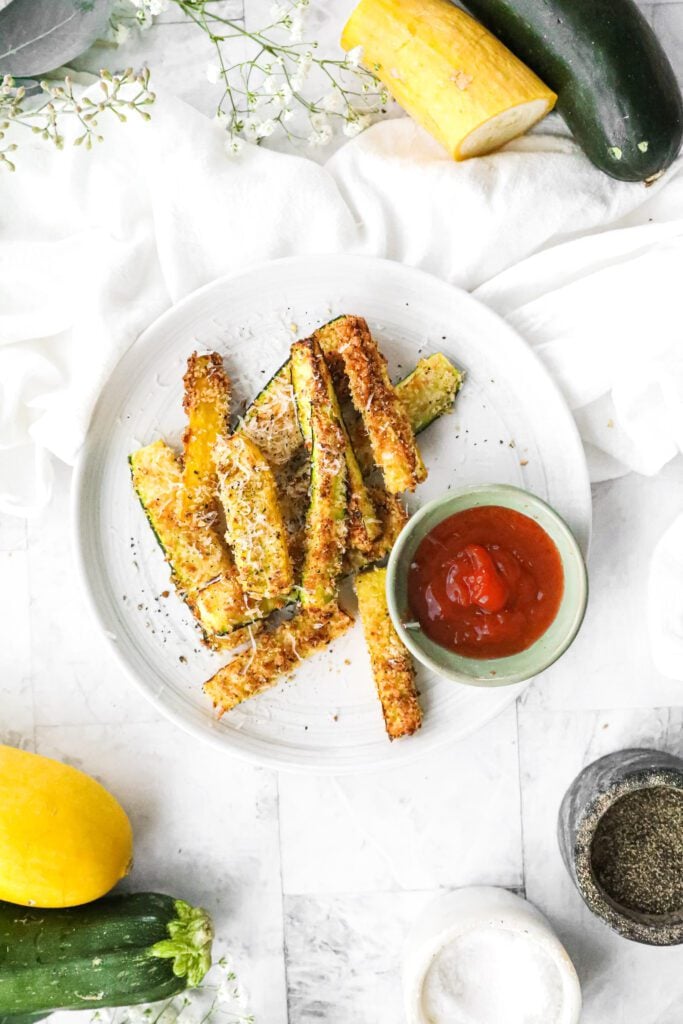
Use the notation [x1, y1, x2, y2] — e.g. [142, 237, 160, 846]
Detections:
[341, 0, 556, 160]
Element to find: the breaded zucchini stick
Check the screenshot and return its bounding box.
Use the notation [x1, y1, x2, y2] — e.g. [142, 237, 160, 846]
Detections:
[214, 434, 293, 602]
[324, 316, 427, 493]
[350, 352, 464, 474]
[130, 439, 250, 638]
[204, 604, 354, 715]
[181, 352, 231, 523]
[237, 361, 301, 468]
[343, 486, 409, 573]
[291, 336, 380, 553]
[355, 567, 422, 740]
[398, 352, 464, 434]
[291, 339, 349, 608]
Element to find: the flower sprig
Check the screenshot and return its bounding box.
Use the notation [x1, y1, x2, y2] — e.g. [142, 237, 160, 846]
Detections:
[155, 0, 388, 152]
[91, 956, 254, 1024]
[0, 67, 156, 170]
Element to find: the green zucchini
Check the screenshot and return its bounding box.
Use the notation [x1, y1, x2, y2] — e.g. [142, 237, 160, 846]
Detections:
[0, 893, 213, 1015]
[291, 339, 349, 608]
[464, 0, 683, 182]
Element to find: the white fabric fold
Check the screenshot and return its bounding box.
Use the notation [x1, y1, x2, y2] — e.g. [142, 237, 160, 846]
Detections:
[2, 87, 683, 517]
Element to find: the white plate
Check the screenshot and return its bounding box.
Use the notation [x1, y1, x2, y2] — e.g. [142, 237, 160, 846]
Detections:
[74, 255, 591, 774]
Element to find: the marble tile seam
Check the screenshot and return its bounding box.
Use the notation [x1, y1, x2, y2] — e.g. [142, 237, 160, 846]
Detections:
[514, 700, 528, 901]
[280, 882, 525, 899]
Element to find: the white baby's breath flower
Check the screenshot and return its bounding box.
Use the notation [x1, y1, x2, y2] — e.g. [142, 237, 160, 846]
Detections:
[343, 113, 371, 137]
[308, 124, 332, 147]
[155, 1007, 179, 1024]
[270, 83, 293, 109]
[129, 0, 168, 13]
[321, 89, 344, 114]
[281, 107, 295, 123]
[113, 22, 131, 45]
[345, 45, 364, 68]
[291, 50, 314, 90]
[310, 111, 330, 131]
[255, 118, 276, 138]
[270, 2, 288, 21]
[216, 980, 238, 1005]
[225, 133, 244, 155]
[288, 9, 305, 41]
[206, 63, 221, 84]
[125, 1008, 149, 1024]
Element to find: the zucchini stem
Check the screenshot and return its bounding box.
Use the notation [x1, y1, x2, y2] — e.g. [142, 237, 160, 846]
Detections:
[149, 900, 214, 989]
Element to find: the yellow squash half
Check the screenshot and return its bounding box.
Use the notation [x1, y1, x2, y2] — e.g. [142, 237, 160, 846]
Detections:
[341, 0, 556, 160]
[0, 745, 133, 908]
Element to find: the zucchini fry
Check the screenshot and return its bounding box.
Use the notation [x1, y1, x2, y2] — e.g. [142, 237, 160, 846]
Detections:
[325, 316, 427, 493]
[343, 486, 409, 573]
[291, 335, 380, 553]
[237, 362, 301, 468]
[181, 352, 231, 523]
[130, 440, 250, 638]
[204, 605, 354, 715]
[291, 339, 349, 608]
[350, 352, 463, 475]
[398, 352, 463, 434]
[355, 567, 422, 740]
[214, 434, 293, 601]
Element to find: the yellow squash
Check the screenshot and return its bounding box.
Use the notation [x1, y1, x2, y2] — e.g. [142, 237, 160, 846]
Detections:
[341, 0, 556, 160]
[0, 745, 133, 908]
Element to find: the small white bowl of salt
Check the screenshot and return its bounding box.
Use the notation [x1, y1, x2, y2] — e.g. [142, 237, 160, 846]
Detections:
[403, 886, 581, 1024]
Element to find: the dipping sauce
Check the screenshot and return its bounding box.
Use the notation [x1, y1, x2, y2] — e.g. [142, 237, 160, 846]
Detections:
[407, 505, 564, 659]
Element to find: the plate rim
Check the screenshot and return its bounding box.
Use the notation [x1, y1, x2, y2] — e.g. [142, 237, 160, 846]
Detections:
[71, 253, 592, 774]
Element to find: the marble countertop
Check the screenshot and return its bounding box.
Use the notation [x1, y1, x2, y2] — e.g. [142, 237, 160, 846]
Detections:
[5, 2, 683, 1021]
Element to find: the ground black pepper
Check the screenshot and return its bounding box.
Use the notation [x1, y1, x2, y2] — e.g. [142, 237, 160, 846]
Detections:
[590, 786, 683, 916]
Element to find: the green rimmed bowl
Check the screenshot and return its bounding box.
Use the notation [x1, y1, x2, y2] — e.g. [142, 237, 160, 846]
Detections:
[386, 484, 588, 687]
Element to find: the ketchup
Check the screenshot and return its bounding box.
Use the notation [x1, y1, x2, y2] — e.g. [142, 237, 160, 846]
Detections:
[407, 505, 564, 659]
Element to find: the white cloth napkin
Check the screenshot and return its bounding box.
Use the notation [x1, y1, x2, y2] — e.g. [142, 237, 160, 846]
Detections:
[2, 86, 683, 516]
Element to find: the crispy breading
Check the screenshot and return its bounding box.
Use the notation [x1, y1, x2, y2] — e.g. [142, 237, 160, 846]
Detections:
[343, 486, 409, 573]
[329, 316, 427, 493]
[204, 604, 354, 715]
[215, 434, 293, 601]
[237, 362, 302, 468]
[355, 567, 422, 740]
[291, 339, 349, 608]
[181, 352, 231, 522]
[130, 439, 250, 638]
[292, 332, 380, 553]
[350, 352, 463, 474]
